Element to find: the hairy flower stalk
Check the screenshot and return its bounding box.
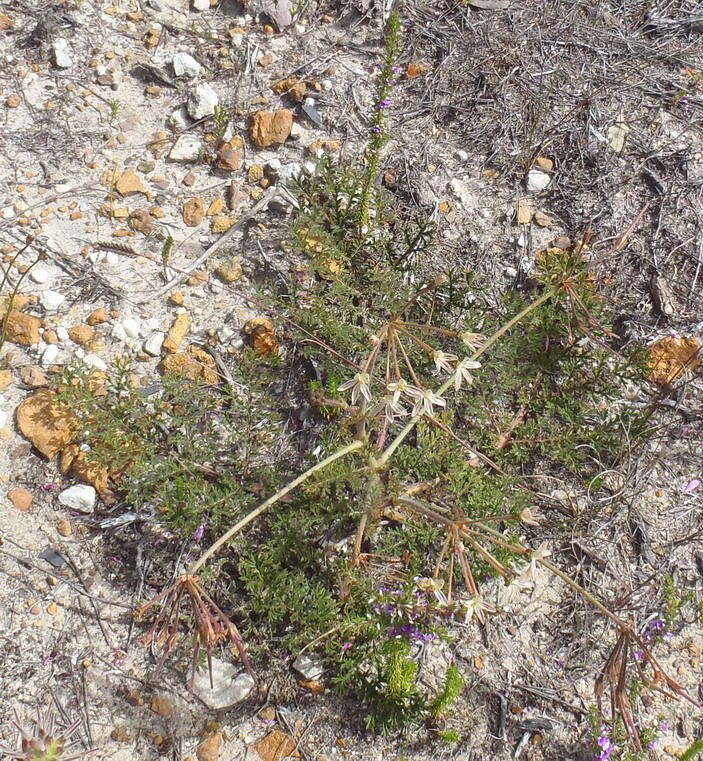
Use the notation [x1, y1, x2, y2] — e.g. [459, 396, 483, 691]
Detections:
[358, 13, 402, 230]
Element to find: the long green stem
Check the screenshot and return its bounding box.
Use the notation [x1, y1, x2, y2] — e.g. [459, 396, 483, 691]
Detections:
[189, 439, 364, 574]
[377, 288, 557, 467]
[467, 518, 628, 629]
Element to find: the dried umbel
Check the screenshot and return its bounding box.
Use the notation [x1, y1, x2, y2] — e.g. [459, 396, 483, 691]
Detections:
[137, 573, 253, 686]
[0, 709, 93, 761]
[596, 628, 700, 749]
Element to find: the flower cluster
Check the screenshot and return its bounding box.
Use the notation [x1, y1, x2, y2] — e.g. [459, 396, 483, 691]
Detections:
[596, 730, 616, 761]
[335, 321, 485, 426]
[641, 617, 665, 644]
[366, 577, 493, 647]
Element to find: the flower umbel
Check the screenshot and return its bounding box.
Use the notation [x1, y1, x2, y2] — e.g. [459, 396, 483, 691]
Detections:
[406, 386, 446, 417]
[458, 331, 486, 351]
[432, 350, 458, 375]
[387, 378, 409, 404]
[338, 372, 373, 404]
[453, 358, 482, 391]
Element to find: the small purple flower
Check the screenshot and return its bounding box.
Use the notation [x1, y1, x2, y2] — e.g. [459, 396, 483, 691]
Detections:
[648, 739, 661, 750]
[651, 618, 665, 631]
[370, 126, 382, 133]
[597, 735, 615, 761]
[377, 98, 393, 109]
[193, 524, 205, 543]
[341, 642, 352, 651]
[684, 478, 700, 493]
[392, 65, 402, 73]
[633, 649, 644, 661]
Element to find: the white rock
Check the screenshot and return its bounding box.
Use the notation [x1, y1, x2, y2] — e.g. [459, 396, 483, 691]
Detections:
[173, 52, 202, 77]
[187, 83, 218, 120]
[504, 266, 518, 278]
[449, 178, 474, 208]
[229, 33, 243, 46]
[191, 658, 255, 709]
[51, 38, 73, 68]
[168, 105, 191, 132]
[321, 79, 333, 91]
[58, 485, 96, 514]
[169, 134, 202, 162]
[266, 158, 282, 172]
[30, 266, 51, 284]
[455, 149, 469, 162]
[277, 163, 302, 181]
[83, 353, 108, 372]
[192, 0, 209, 9]
[41, 345, 60, 366]
[222, 122, 234, 141]
[1, 206, 14, 219]
[143, 331, 165, 356]
[303, 161, 316, 175]
[526, 169, 551, 193]
[112, 323, 129, 342]
[122, 318, 140, 339]
[56, 326, 69, 342]
[39, 290, 65, 311]
[289, 122, 305, 140]
[292, 653, 324, 680]
[105, 252, 120, 267]
[0, 408, 8, 430]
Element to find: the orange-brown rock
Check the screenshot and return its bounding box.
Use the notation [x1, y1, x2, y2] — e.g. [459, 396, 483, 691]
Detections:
[3, 310, 42, 345]
[115, 167, 147, 197]
[7, 488, 33, 511]
[253, 729, 298, 761]
[216, 138, 243, 171]
[59, 444, 110, 494]
[272, 78, 306, 101]
[68, 324, 95, 345]
[87, 307, 109, 326]
[159, 346, 218, 385]
[243, 317, 278, 356]
[182, 198, 205, 227]
[648, 336, 701, 386]
[248, 109, 293, 148]
[16, 390, 76, 458]
[130, 208, 154, 235]
[163, 312, 191, 352]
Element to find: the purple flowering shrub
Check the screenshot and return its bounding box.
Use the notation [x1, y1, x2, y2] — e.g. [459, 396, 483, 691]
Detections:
[332, 579, 464, 733]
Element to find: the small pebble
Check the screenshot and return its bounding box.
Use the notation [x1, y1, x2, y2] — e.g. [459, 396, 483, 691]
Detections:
[39, 290, 65, 311]
[58, 484, 96, 514]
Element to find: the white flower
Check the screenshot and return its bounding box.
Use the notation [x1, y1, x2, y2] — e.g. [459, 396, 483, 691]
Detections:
[453, 358, 482, 391]
[370, 395, 408, 421]
[338, 372, 372, 404]
[458, 331, 486, 351]
[432, 350, 457, 375]
[387, 379, 409, 404]
[520, 542, 551, 584]
[462, 595, 491, 624]
[406, 385, 446, 417]
[519, 507, 542, 526]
